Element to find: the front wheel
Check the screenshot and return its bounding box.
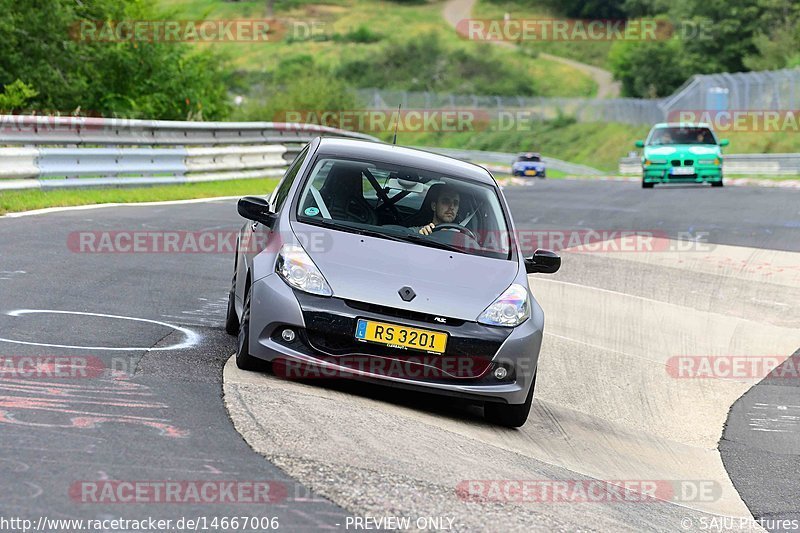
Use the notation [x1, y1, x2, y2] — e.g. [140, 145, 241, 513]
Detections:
[484, 373, 536, 428]
[225, 272, 239, 336]
[711, 180, 723, 187]
[642, 180, 654, 189]
[235, 285, 263, 371]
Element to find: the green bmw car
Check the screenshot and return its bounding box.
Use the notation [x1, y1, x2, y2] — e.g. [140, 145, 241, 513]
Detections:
[635, 123, 729, 189]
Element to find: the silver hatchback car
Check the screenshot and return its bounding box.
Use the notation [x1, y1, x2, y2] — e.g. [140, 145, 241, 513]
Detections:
[225, 137, 560, 427]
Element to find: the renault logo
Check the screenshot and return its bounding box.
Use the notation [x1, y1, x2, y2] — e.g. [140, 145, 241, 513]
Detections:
[398, 286, 416, 302]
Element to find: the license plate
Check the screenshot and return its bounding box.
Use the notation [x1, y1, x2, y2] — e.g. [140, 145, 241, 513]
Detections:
[524, 170, 537, 176]
[354, 319, 448, 354]
[670, 166, 695, 175]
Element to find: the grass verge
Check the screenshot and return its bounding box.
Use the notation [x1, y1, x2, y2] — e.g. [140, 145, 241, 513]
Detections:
[405, 120, 800, 172]
[0, 178, 279, 216]
[390, 121, 646, 171]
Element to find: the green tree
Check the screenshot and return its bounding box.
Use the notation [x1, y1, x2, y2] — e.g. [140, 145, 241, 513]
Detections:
[0, 80, 38, 110]
[538, 0, 628, 18]
[609, 35, 688, 97]
[743, 0, 800, 70]
[0, 0, 231, 119]
[672, 0, 765, 74]
[608, 0, 793, 97]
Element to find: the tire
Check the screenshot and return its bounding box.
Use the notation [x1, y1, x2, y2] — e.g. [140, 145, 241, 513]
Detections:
[484, 373, 536, 428]
[235, 284, 263, 371]
[711, 180, 723, 187]
[642, 181, 654, 189]
[224, 270, 239, 336]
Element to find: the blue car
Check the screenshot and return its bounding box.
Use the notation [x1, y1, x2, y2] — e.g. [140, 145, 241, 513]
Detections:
[511, 153, 546, 178]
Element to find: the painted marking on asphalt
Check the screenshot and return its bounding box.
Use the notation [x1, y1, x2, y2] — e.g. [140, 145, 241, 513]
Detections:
[1, 195, 241, 218]
[0, 270, 25, 280]
[0, 374, 189, 437]
[0, 309, 199, 351]
[160, 296, 228, 327]
[748, 403, 800, 433]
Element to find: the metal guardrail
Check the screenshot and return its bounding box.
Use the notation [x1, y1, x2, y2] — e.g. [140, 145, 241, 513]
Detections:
[619, 153, 800, 176]
[421, 147, 604, 176]
[0, 116, 378, 191]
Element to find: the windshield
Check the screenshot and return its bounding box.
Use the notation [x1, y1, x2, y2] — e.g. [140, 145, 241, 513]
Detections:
[516, 154, 541, 162]
[295, 157, 512, 260]
[648, 127, 717, 145]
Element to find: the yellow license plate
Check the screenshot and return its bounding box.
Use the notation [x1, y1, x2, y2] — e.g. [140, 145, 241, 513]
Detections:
[524, 170, 536, 176]
[354, 319, 448, 354]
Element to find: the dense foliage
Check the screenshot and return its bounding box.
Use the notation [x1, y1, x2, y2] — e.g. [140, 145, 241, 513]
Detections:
[3, 0, 798, 116]
[482, 0, 799, 97]
[0, 0, 231, 119]
[607, 0, 799, 96]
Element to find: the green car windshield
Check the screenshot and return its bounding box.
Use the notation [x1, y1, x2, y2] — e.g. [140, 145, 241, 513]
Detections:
[649, 127, 717, 145]
[295, 157, 512, 260]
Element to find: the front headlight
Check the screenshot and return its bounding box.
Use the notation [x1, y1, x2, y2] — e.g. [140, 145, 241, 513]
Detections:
[698, 158, 720, 165]
[645, 159, 667, 166]
[477, 284, 529, 327]
[275, 244, 332, 296]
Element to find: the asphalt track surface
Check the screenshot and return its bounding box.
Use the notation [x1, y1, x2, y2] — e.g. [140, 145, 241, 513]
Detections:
[0, 179, 798, 532]
[509, 181, 800, 532]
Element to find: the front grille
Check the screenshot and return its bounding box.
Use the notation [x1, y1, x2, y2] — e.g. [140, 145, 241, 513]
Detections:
[684, 159, 694, 166]
[290, 292, 512, 380]
[344, 300, 465, 327]
[671, 160, 681, 167]
[302, 329, 495, 380]
[672, 159, 694, 167]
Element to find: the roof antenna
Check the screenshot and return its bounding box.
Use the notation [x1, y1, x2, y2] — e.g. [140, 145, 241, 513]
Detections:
[392, 104, 401, 145]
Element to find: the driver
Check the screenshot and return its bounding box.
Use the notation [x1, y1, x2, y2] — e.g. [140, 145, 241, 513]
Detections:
[415, 185, 460, 235]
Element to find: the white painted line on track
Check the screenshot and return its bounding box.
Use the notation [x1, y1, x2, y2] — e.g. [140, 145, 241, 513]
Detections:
[1, 195, 242, 219]
[0, 309, 199, 351]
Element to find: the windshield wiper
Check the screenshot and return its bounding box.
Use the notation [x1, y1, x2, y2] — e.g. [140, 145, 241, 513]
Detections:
[301, 217, 472, 252]
[399, 233, 470, 253]
[303, 217, 410, 243]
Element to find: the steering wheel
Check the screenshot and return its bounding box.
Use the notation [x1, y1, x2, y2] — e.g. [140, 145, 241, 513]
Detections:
[432, 223, 477, 241]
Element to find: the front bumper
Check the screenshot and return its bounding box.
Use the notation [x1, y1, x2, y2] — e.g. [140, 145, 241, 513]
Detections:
[513, 168, 546, 177]
[246, 274, 543, 405]
[642, 165, 722, 184]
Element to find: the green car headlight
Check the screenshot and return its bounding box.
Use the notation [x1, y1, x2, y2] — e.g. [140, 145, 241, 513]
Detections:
[698, 158, 720, 165]
[644, 159, 667, 166]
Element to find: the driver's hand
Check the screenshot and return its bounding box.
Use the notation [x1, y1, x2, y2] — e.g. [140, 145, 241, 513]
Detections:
[419, 223, 435, 235]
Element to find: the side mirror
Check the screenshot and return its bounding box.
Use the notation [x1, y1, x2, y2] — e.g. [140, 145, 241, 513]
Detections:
[634, 140, 645, 148]
[238, 196, 277, 227]
[525, 249, 561, 274]
[719, 139, 729, 147]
